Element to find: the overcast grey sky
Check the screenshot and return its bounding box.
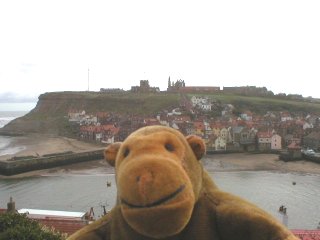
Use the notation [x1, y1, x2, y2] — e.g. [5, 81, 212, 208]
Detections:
[1, 0, 320, 103]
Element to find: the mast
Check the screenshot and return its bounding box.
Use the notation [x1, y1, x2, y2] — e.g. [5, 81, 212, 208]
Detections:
[87, 68, 90, 91]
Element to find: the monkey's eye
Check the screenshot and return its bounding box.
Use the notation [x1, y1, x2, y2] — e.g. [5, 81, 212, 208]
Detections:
[165, 143, 175, 152]
[123, 148, 130, 158]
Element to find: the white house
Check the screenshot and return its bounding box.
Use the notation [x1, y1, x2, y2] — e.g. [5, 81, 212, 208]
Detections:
[280, 112, 293, 122]
[215, 136, 227, 151]
[171, 122, 180, 130]
[80, 115, 98, 125]
[271, 134, 282, 150]
[303, 122, 313, 130]
[102, 135, 115, 144]
[191, 96, 207, 106]
[220, 127, 232, 143]
[68, 110, 86, 123]
[200, 103, 212, 111]
[257, 131, 272, 151]
[240, 111, 253, 121]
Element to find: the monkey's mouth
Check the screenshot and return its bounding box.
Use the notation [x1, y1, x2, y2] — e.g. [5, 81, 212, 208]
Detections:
[121, 184, 186, 209]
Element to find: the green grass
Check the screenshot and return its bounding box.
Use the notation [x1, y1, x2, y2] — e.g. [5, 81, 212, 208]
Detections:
[34, 91, 181, 116]
[188, 93, 320, 115]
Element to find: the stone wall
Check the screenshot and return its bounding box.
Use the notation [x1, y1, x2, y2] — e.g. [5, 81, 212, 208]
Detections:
[0, 149, 104, 176]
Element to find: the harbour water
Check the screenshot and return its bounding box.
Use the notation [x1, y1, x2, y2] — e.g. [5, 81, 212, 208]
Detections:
[0, 169, 319, 230]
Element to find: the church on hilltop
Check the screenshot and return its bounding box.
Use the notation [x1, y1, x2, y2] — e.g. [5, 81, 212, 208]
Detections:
[167, 76, 220, 93]
[131, 80, 160, 93]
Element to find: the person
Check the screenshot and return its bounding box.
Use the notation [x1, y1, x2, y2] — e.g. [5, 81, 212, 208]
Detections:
[283, 207, 287, 215]
[279, 205, 284, 212]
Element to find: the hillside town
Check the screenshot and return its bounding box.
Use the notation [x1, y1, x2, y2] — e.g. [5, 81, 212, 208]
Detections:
[69, 80, 320, 159]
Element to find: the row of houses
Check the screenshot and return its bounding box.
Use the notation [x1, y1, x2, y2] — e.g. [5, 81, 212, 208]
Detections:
[72, 110, 286, 152]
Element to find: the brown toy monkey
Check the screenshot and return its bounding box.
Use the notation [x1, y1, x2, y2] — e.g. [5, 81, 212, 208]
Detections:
[68, 126, 298, 240]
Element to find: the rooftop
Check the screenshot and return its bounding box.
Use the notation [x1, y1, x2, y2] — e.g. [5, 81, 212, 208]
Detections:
[18, 208, 86, 219]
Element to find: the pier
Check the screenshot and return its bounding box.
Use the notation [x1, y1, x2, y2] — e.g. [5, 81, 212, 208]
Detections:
[0, 149, 104, 176]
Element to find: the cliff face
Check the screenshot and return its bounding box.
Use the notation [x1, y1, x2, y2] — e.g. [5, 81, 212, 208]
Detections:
[0, 92, 81, 136]
[0, 91, 180, 136]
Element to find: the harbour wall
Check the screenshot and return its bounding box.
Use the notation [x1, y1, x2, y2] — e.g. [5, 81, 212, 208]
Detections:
[0, 149, 104, 176]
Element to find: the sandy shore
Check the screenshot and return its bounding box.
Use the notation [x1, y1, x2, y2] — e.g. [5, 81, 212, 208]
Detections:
[0, 134, 103, 161]
[1, 135, 320, 178]
[203, 153, 320, 174]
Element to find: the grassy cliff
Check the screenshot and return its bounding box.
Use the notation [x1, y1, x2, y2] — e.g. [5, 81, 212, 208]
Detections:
[0, 91, 180, 136]
[1, 91, 320, 137]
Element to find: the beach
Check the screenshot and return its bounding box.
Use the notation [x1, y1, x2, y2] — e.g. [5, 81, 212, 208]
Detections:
[1, 135, 320, 178]
[0, 134, 102, 161]
[203, 153, 320, 174]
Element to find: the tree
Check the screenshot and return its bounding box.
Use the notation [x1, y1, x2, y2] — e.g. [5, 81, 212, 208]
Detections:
[0, 212, 66, 240]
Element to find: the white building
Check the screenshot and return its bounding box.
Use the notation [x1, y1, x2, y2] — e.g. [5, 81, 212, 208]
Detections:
[271, 134, 282, 150]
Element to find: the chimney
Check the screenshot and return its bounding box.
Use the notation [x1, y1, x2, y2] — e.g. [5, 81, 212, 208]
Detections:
[7, 197, 16, 213]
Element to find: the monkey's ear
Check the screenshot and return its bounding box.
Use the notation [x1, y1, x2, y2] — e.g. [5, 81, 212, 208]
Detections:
[104, 142, 122, 167]
[186, 135, 206, 160]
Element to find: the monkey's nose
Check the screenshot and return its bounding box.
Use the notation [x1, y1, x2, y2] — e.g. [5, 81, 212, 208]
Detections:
[136, 171, 154, 198]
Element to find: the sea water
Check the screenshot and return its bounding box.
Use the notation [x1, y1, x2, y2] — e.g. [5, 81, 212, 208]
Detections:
[0, 170, 319, 230]
[0, 110, 29, 156]
[0, 110, 28, 128]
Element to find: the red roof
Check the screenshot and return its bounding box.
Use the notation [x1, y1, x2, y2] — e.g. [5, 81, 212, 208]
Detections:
[194, 121, 205, 130]
[144, 118, 160, 126]
[102, 125, 120, 135]
[38, 218, 87, 236]
[281, 112, 291, 117]
[0, 210, 87, 236]
[257, 131, 273, 138]
[173, 115, 191, 122]
[96, 112, 109, 118]
[287, 142, 302, 150]
[292, 229, 320, 239]
[178, 86, 220, 93]
[80, 125, 119, 135]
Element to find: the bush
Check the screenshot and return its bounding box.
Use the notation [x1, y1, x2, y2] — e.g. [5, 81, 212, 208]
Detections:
[0, 212, 65, 240]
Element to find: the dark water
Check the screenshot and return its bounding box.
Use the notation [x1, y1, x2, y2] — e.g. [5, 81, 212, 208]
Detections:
[0, 171, 319, 230]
